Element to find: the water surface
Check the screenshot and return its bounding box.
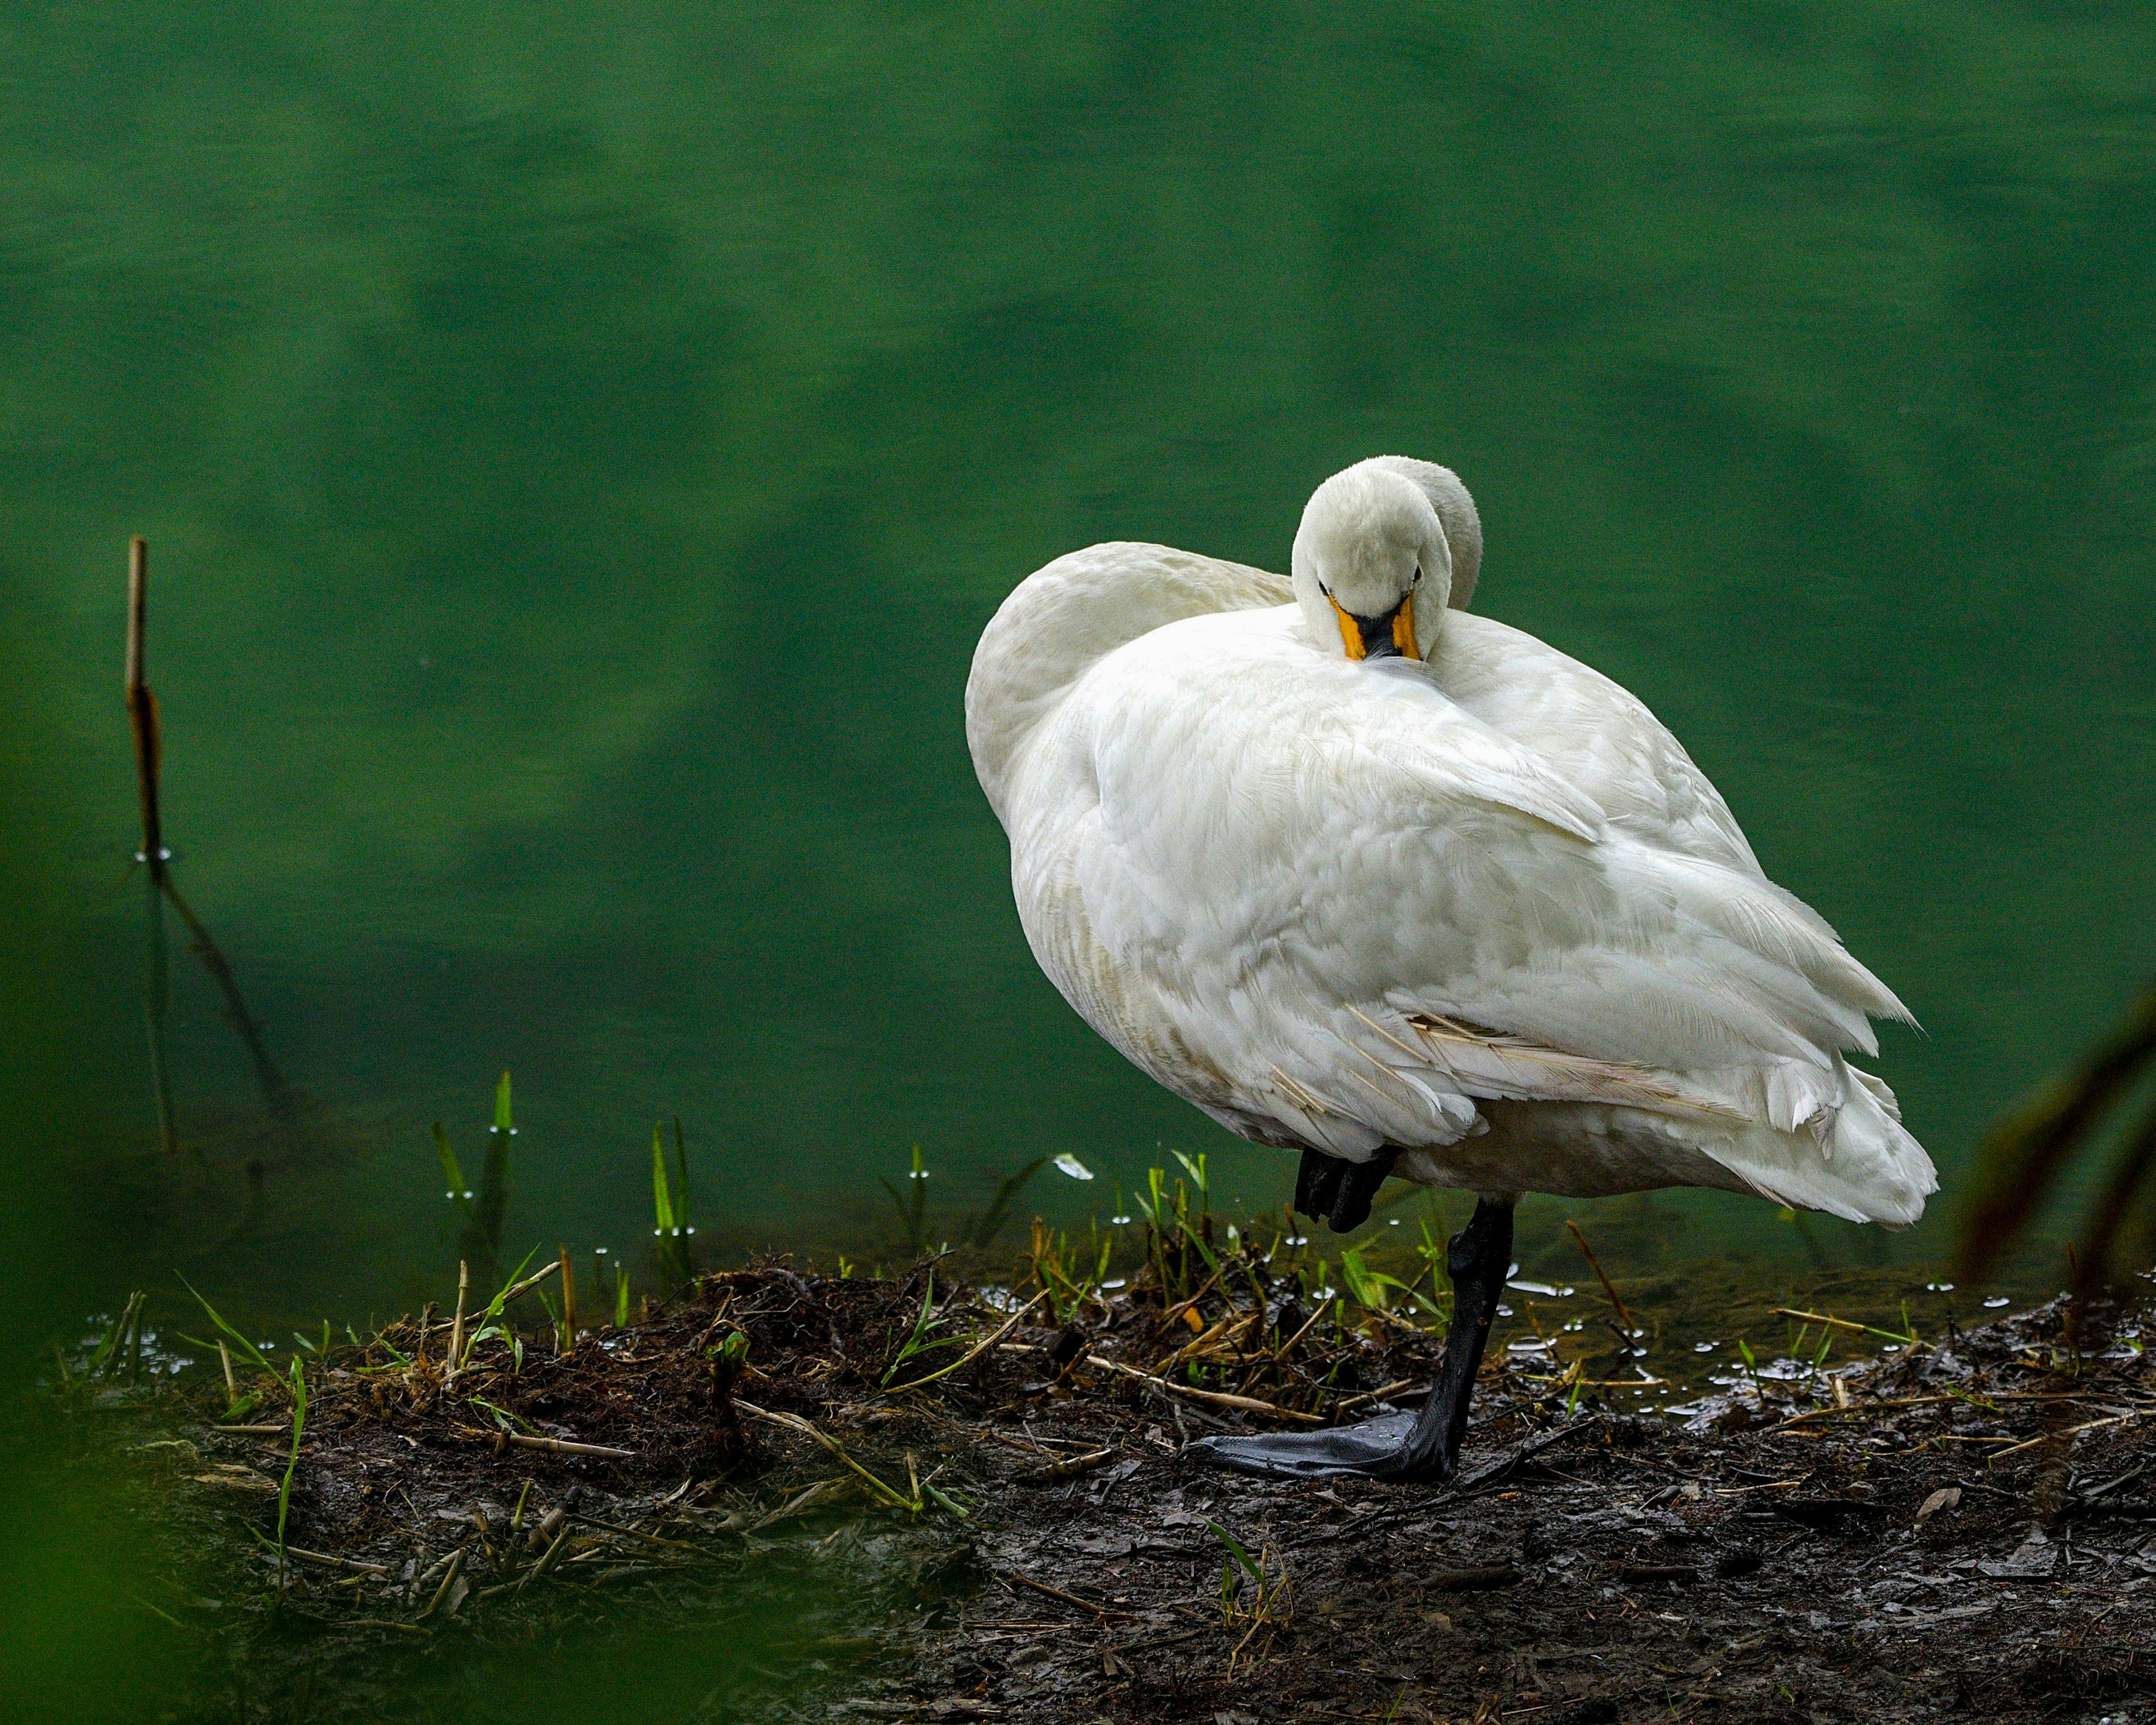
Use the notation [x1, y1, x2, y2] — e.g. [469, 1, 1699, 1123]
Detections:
[3, 0, 2153, 1446]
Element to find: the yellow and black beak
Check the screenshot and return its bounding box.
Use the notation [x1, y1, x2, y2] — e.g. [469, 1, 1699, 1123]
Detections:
[1329, 591, 1418, 661]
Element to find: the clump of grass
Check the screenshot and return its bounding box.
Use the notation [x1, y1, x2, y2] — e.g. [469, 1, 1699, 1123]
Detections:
[1209, 1520, 1291, 1674]
[880, 1269, 963, 1386]
[90, 1291, 149, 1384]
[1021, 1218, 1113, 1322]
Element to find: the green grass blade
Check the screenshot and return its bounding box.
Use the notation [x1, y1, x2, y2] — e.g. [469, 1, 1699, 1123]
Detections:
[493, 1070, 514, 1134]
[433, 1122, 467, 1201]
[1207, 1520, 1262, 1581]
[275, 1357, 307, 1586]
[652, 1123, 676, 1235]
[175, 1275, 278, 1379]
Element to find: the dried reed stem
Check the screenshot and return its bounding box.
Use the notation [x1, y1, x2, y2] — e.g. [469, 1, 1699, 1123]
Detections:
[446, 1261, 469, 1382]
[124, 536, 166, 881]
[1565, 1219, 1637, 1336]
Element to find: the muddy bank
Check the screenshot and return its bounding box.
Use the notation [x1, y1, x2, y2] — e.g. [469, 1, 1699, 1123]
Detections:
[83, 1254, 2156, 1723]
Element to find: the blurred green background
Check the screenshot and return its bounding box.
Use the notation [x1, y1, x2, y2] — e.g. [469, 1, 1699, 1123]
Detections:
[2, 5, 2155, 1708]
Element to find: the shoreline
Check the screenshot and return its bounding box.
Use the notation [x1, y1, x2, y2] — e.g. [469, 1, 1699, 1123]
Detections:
[56, 1236, 2156, 1723]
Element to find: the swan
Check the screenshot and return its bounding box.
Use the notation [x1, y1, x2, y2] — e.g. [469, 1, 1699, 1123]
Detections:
[965, 457, 1935, 1482]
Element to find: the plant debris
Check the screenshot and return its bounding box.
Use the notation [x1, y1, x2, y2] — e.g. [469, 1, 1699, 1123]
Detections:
[66, 1232, 2156, 1723]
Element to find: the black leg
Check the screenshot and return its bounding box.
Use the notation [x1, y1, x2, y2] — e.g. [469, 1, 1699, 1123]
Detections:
[1190, 1196, 1515, 1482]
[1294, 1147, 1399, 1233]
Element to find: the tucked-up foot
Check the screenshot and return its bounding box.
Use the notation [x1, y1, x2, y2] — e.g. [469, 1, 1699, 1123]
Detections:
[1294, 1146, 1399, 1233]
[1190, 1195, 1515, 1485]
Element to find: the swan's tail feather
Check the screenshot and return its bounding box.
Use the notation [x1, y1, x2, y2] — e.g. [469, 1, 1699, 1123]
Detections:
[1697, 1055, 1936, 1227]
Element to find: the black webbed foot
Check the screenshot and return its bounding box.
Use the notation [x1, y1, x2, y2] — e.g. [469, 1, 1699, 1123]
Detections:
[1192, 1195, 1515, 1484]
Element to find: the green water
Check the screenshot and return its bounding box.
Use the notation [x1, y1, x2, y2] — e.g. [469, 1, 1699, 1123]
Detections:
[2, 6, 2154, 1712]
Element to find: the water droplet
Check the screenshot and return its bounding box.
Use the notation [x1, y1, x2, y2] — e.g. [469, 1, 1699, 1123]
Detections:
[1100, 1279, 1126, 1290]
[1694, 1341, 1717, 1354]
[1983, 1296, 2010, 1309]
[1495, 1303, 1514, 1317]
[1053, 1154, 1095, 1181]
[1111, 1214, 1132, 1226]
[1388, 1218, 1400, 1226]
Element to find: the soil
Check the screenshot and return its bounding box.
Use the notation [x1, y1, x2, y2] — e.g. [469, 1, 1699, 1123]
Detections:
[78, 1254, 2156, 1723]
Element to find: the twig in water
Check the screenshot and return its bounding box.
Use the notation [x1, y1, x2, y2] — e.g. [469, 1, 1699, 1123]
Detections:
[1565, 1219, 1637, 1338]
[124, 537, 165, 884]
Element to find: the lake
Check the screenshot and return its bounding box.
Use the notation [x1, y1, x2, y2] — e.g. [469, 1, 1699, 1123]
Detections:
[1, 7, 2153, 1709]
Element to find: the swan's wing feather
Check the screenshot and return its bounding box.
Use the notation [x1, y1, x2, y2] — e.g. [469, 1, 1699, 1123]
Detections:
[1039, 610, 1929, 1221]
[1433, 613, 1768, 880]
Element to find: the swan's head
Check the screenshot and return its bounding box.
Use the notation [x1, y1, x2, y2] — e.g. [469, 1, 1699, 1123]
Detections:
[1291, 457, 1482, 663]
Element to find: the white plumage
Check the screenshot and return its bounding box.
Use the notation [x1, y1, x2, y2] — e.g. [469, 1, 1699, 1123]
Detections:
[967, 458, 1935, 1228]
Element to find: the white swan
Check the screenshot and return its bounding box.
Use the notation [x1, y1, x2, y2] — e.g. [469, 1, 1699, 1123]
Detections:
[966, 457, 1935, 1480]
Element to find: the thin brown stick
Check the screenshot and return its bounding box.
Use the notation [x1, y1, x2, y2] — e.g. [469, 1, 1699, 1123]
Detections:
[284, 1545, 389, 1575]
[1331, 1379, 1417, 1416]
[1004, 1569, 1138, 1622]
[218, 1339, 237, 1403]
[1990, 1411, 2142, 1462]
[503, 1432, 634, 1460]
[125, 537, 165, 882]
[1017, 1445, 1118, 1484]
[559, 1246, 575, 1354]
[1566, 1219, 1637, 1336]
[1085, 1354, 1324, 1423]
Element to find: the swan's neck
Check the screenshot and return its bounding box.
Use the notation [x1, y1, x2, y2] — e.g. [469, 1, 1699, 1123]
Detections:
[966, 542, 1290, 824]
